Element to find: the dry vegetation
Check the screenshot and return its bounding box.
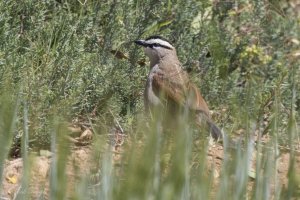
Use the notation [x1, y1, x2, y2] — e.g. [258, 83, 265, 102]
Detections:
[0, 0, 300, 199]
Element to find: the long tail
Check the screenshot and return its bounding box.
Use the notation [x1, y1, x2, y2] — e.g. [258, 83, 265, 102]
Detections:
[206, 120, 223, 140]
[195, 110, 223, 140]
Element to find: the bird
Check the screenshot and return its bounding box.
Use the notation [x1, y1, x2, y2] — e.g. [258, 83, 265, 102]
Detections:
[134, 35, 222, 140]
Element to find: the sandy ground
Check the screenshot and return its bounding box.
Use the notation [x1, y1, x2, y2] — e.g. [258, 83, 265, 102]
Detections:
[1, 133, 300, 199]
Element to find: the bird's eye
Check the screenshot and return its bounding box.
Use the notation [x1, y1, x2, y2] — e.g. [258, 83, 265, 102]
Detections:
[148, 43, 157, 48]
[149, 43, 160, 48]
[149, 44, 154, 48]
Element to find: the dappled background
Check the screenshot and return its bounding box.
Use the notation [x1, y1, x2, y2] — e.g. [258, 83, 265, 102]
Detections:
[1, 0, 299, 148]
[0, 0, 299, 199]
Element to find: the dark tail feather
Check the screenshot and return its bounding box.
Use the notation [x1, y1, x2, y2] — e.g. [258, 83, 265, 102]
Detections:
[206, 120, 223, 140]
[195, 110, 223, 140]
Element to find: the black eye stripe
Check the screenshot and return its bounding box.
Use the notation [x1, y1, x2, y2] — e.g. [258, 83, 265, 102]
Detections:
[148, 43, 172, 50]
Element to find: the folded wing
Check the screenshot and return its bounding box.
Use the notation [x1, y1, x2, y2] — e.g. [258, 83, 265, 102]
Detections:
[151, 68, 210, 116]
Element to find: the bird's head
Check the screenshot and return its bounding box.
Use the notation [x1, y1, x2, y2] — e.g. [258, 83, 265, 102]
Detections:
[135, 36, 175, 64]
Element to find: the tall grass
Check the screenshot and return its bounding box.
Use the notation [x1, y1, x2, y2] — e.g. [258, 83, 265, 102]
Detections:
[0, 0, 299, 199]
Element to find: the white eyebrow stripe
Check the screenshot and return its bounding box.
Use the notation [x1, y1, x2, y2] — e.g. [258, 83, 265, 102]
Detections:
[146, 39, 173, 49]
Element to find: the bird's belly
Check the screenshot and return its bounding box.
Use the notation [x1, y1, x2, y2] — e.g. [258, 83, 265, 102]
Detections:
[144, 80, 161, 109]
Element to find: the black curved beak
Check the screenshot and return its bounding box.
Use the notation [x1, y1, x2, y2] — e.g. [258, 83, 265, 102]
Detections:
[134, 40, 146, 47]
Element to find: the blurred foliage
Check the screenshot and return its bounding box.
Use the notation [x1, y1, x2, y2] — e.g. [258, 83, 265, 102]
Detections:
[0, 0, 298, 160]
[0, 0, 299, 199]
